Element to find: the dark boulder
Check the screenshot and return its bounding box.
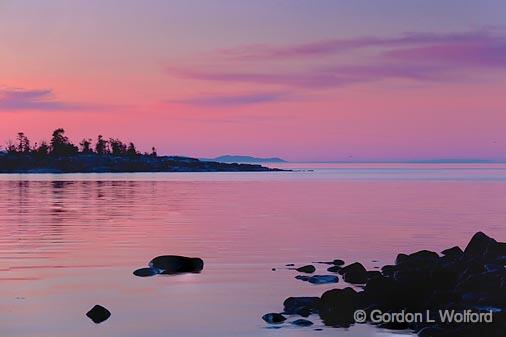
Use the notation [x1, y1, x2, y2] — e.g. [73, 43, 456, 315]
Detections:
[86, 305, 111, 324]
[149, 255, 204, 274]
[296, 265, 316, 273]
[283, 296, 320, 315]
[262, 313, 286, 324]
[319, 287, 361, 327]
[395, 253, 409, 265]
[332, 259, 345, 266]
[339, 262, 368, 284]
[464, 232, 497, 259]
[441, 246, 463, 258]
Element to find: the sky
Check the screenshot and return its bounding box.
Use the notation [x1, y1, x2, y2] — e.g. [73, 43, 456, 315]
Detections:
[1, 0, 506, 162]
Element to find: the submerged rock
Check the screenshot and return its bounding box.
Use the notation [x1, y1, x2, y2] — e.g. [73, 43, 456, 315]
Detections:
[295, 275, 338, 284]
[296, 265, 316, 273]
[291, 318, 314, 327]
[262, 313, 286, 324]
[86, 305, 111, 324]
[133, 267, 160, 277]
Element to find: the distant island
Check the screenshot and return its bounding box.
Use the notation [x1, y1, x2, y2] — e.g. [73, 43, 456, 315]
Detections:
[0, 129, 281, 173]
[202, 155, 287, 164]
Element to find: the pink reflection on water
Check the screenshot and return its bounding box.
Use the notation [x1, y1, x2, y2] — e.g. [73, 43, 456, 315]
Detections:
[0, 168, 505, 336]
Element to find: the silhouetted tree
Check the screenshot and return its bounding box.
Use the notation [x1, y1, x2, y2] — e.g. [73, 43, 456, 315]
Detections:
[5, 140, 17, 154]
[50, 128, 78, 156]
[80, 138, 93, 153]
[151, 146, 157, 157]
[95, 135, 109, 155]
[126, 142, 138, 156]
[17, 132, 30, 153]
[33, 141, 50, 158]
[109, 138, 127, 155]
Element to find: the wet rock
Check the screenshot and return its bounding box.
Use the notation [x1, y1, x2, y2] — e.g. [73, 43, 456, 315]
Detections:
[441, 246, 463, 258]
[332, 259, 345, 266]
[319, 287, 361, 327]
[339, 262, 368, 284]
[286, 263, 295, 267]
[464, 232, 497, 259]
[262, 313, 286, 324]
[267, 232, 506, 335]
[296, 265, 316, 273]
[133, 267, 160, 277]
[291, 319, 314, 327]
[295, 275, 338, 284]
[395, 253, 409, 265]
[86, 305, 111, 324]
[283, 296, 320, 315]
[149, 255, 204, 274]
[366, 270, 382, 280]
[327, 265, 341, 273]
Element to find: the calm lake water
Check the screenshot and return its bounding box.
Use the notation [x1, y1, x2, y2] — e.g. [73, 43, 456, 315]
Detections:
[1, 163, 506, 337]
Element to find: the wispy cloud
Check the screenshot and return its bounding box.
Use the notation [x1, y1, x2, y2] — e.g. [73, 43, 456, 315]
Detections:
[168, 29, 506, 90]
[219, 30, 505, 61]
[169, 63, 448, 88]
[0, 88, 94, 112]
[167, 91, 290, 107]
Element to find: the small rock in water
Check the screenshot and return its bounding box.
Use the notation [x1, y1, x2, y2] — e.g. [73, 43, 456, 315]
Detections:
[296, 265, 316, 273]
[332, 259, 345, 266]
[149, 255, 204, 274]
[133, 267, 160, 277]
[286, 263, 295, 267]
[291, 319, 314, 327]
[272, 268, 276, 271]
[295, 275, 338, 284]
[86, 305, 111, 324]
[262, 313, 286, 324]
[327, 265, 341, 273]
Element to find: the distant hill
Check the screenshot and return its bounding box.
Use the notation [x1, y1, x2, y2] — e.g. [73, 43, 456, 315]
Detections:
[204, 155, 287, 164]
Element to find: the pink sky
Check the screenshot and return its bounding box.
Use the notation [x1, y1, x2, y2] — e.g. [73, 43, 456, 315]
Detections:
[1, 1, 506, 162]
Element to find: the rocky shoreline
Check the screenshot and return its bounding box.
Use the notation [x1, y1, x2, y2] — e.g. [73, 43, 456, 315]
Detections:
[0, 153, 282, 173]
[263, 232, 506, 336]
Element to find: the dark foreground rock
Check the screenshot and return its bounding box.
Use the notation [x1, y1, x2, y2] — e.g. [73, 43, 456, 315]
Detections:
[133, 255, 204, 277]
[263, 232, 506, 336]
[86, 305, 111, 324]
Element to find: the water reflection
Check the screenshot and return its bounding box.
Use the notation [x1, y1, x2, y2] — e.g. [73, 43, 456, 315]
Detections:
[0, 169, 505, 337]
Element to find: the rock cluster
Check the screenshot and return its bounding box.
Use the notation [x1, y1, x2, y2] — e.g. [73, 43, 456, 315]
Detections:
[263, 232, 506, 336]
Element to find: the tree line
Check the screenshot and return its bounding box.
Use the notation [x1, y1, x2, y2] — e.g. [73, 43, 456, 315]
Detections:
[3, 128, 157, 157]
